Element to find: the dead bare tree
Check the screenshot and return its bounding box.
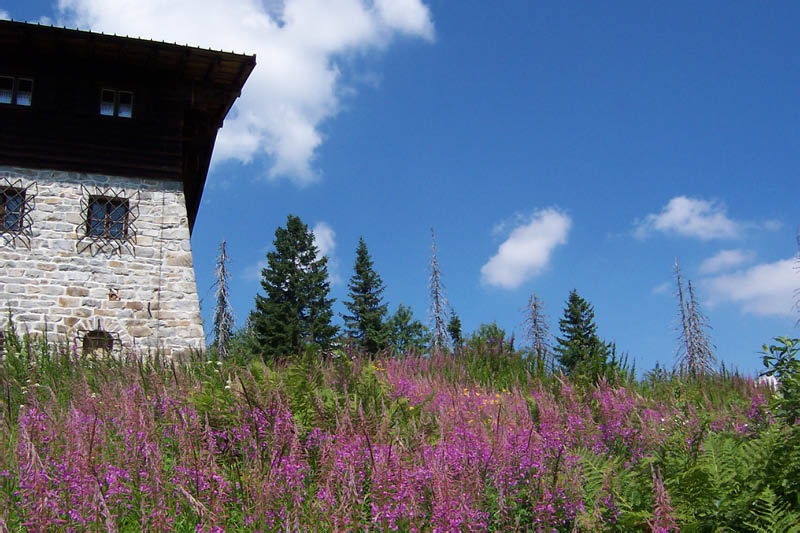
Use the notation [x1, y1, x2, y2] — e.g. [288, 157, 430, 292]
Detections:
[213, 240, 234, 359]
[428, 228, 449, 353]
[685, 279, 715, 375]
[674, 258, 715, 377]
[522, 292, 551, 366]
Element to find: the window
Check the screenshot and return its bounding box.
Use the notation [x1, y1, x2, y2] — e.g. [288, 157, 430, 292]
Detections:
[100, 89, 133, 118]
[0, 76, 33, 106]
[87, 196, 129, 239]
[82, 329, 114, 355]
[0, 186, 25, 232]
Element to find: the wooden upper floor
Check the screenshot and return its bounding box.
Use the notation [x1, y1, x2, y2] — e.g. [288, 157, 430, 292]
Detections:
[0, 20, 255, 231]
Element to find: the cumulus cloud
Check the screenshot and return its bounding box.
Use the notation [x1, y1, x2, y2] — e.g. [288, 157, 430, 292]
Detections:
[243, 256, 268, 282]
[57, 0, 434, 184]
[704, 258, 798, 316]
[699, 249, 755, 275]
[0, 10, 10, 20]
[312, 222, 342, 284]
[481, 208, 571, 290]
[311, 222, 335, 255]
[634, 196, 740, 240]
[651, 282, 670, 295]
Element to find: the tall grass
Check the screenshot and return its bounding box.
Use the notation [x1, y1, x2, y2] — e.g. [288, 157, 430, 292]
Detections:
[1, 328, 797, 531]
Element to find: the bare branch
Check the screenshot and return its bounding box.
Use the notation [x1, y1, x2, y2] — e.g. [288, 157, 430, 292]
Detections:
[522, 292, 551, 365]
[213, 240, 234, 359]
[674, 258, 715, 377]
[428, 228, 449, 352]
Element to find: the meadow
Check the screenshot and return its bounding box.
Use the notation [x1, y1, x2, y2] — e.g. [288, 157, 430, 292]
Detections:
[1, 330, 799, 532]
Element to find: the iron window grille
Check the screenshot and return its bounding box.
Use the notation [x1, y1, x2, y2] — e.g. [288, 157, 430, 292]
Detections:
[0, 186, 24, 232]
[100, 89, 133, 118]
[0, 177, 36, 248]
[87, 196, 129, 239]
[78, 322, 121, 356]
[0, 76, 33, 106]
[77, 185, 139, 255]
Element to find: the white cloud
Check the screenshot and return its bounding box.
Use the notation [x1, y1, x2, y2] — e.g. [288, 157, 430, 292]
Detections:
[312, 222, 342, 284]
[699, 249, 755, 275]
[57, 0, 434, 185]
[0, 10, 10, 20]
[242, 247, 269, 281]
[704, 258, 798, 316]
[634, 196, 740, 240]
[312, 222, 336, 256]
[651, 282, 670, 295]
[481, 208, 571, 290]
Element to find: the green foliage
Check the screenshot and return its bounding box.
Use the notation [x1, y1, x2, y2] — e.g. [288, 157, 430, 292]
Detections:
[761, 337, 800, 424]
[342, 237, 389, 354]
[249, 214, 338, 362]
[385, 304, 429, 355]
[4, 323, 800, 531]
[459, 326, 539, 389]
[576, 449, 652, 530]
[555, 289, 609, 377]
[467, 322, 512, 353]
[447, 313, 462, 348]
[284, 344, 328, 432]
[744, 487, 800, 533]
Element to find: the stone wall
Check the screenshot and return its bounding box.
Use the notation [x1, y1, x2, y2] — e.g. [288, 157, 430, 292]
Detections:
[0, 166, 205, 355]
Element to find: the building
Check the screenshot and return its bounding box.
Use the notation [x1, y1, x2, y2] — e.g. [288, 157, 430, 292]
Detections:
[0, 20, 255, 355]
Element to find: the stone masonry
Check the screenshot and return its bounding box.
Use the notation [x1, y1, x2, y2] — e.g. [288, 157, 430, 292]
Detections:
[0, 165, 205, 355]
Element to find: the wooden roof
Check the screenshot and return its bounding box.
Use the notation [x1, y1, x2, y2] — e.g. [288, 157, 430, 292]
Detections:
[0, 20, 256, 231]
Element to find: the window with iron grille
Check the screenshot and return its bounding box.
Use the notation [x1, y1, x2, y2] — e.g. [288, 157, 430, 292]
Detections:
[0, 76, 33, 106]
[100, 89, 133, 118]
[87, 196, 129, 239]
[0, 186, 25, 232]
[82, 329, 114, 355]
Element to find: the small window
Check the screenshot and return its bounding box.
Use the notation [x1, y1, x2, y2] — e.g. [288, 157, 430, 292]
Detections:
[87, 196, 129, 239]
[83, 329, 114, 355]
[100, 89, 133, 118]
[0, 76, 33, 107]
[0, 186, 25, 232]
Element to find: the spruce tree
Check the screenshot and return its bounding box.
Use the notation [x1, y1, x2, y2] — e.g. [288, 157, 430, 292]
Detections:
[250, 214, 337, 361]
[386, 304, 429, 355]
[555, 289, 608, 374]
[447, 312, 462, 348]
[342, 237, 388, 353]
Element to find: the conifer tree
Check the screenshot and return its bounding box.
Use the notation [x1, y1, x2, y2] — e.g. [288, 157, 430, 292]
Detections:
[386, 304, 429, 355]
[250, 214, 337, 361]
[342, 237, 388, 353]
[447, 312, 463, 348]
[555, 289, 608, 374]
[212, 240, 234, 359]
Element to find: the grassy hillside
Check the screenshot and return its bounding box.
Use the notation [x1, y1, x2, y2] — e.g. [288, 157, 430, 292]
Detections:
[1, 331, 798, 531]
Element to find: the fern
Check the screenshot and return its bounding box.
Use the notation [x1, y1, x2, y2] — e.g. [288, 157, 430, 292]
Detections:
[744, 487, 800, 533]
[576, 448, 655, 530]
[284, 345, 325, 432]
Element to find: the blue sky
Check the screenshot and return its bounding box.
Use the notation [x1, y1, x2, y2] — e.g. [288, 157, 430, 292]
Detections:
[4, 1, 799, 374]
